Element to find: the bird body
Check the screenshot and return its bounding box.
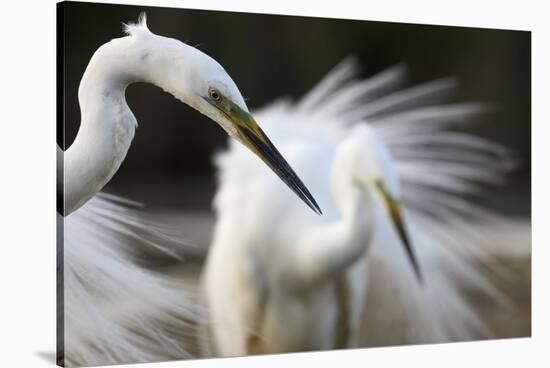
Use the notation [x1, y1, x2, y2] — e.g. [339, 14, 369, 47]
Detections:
[61, 14, 320, 366]
[203, 58, 521, 356]
[204, 112, 392, 355]
[60, 13, 527, 366]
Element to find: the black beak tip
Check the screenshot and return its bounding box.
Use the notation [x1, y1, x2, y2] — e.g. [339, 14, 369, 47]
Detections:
[393, 212, 423, 286]
[292, 184, 323, 216]
[310, 202, 323, 216]
[293, 181, 323, 216]
[243, 126, 323, 216]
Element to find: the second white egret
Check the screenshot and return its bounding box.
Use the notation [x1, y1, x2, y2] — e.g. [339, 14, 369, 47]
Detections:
[202, 58, 521, 356]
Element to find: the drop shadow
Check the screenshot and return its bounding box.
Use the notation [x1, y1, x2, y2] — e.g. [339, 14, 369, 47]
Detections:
[35, 351, 56, 365]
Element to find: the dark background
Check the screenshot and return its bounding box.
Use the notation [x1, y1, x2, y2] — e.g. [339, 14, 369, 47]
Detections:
[61, 1, 531, 211]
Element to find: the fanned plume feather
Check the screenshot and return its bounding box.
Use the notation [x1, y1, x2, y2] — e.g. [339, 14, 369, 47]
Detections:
[63, 193, 204, 366]
[214, 56, 530, 346]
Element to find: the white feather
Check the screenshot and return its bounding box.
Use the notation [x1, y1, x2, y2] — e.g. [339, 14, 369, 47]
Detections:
[204, 57, 530, 355]
[62, 14, 260, 365]
[62, 193, 203, 366]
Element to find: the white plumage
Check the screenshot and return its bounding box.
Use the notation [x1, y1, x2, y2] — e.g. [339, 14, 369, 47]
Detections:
[61, 14, 319, 366]
[60, 13, 529, 366]
[62, 193, 201, 366]
[203, 57, 529, 356]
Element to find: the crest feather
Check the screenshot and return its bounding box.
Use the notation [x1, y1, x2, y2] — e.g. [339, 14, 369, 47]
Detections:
[123, 12, 152, 37]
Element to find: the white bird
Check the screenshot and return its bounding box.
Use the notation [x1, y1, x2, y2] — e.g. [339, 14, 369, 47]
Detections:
[60, 14, 320, 367]
[202, 57, 527, 356]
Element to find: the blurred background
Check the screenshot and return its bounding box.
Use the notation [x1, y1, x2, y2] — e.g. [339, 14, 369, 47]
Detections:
[62, 1, 530, 210]
[61, 1, 530, 339]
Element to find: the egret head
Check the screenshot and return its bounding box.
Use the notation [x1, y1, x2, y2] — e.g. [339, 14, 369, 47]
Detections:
[125, 14, 321, 215]
[188, 56, 321, 214]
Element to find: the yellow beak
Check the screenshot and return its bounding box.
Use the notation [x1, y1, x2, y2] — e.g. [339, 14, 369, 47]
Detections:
[210, 95, 322, 215]
[374, 180, 423, 283]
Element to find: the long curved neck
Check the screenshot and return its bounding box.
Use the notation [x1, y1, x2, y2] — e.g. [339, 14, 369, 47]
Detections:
[64, 34, 194, 215]
[315, 139, 377, 278]
[328, 154, 375, 269]
[290, 143, 374, 286]
[331, 139, 374, 238]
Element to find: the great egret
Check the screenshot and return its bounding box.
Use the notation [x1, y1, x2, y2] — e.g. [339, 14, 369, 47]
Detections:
[60, 14, 319, 366]
[203, 58, 525, 356]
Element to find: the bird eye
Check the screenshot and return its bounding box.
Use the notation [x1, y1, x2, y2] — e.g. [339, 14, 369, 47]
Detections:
[209, 88, 221, 101]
